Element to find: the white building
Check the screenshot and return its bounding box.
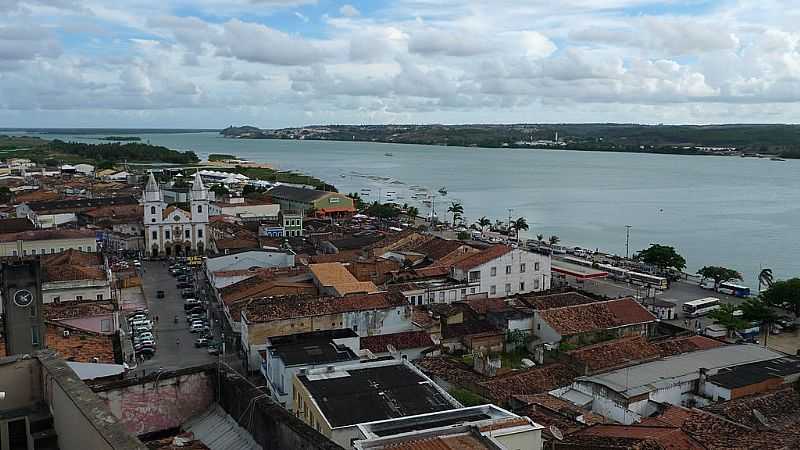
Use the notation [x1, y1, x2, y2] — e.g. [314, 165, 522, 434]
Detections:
[552, 344, 784, 424]
[450, 246, 551, 298]
[143, 171, 209, 257]
[0, 229, 97, 257]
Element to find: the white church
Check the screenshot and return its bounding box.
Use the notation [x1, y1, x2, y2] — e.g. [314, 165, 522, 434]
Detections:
[143, 171, 209, 257]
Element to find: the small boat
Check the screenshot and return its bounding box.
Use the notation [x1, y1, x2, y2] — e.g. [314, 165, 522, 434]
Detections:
[422, 200, 432, 206]
[770, 157, 786, 161]
[438, 187, 448, 195]
[385, 152, 393, 157]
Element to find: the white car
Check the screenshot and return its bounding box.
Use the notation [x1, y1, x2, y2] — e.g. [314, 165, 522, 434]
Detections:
[189, 321, 205, 333]
[135, 332, 154, 341]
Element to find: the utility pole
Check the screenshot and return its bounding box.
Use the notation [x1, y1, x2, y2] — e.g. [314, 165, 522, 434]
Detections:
[625, 225, 632, 259]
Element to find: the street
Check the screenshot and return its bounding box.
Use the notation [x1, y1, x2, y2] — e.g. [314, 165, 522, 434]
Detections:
[136, 261, 216, 372]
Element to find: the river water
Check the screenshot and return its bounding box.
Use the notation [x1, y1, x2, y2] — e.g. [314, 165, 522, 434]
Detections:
[17, 131, 800, 287]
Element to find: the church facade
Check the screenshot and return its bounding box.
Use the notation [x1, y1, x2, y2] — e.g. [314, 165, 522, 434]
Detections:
[143, 171, 209, 257]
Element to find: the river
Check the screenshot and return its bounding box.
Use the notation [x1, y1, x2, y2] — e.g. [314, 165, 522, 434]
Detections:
[15, 131, 800, 287]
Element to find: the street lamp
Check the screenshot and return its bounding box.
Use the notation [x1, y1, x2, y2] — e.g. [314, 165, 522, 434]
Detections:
[625, 225, 632, 259]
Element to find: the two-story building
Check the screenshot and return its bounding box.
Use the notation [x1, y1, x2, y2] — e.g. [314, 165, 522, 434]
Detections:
[450, 245, 551, 299]
[268, 185, 355, 217]
[0, 229, 98, 257]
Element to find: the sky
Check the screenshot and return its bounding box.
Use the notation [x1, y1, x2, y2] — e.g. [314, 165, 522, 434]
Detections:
[2, 0, 800, 128]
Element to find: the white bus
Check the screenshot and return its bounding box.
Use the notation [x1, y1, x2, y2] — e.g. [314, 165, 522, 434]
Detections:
[597, 264, 629, 281]
[682, 297, 721, 318]
[628, 271, 669, 290]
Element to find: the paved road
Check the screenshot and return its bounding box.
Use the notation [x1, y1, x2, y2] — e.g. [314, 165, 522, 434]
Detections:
[137, 261, 216, 372]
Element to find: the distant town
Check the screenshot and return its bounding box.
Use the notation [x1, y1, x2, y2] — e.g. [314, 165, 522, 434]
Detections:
[0, 136, 798, 450]
[222, 123, 800, 159]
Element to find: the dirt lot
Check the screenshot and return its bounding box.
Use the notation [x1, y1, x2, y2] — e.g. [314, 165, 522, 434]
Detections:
[765, 328, 800, 355]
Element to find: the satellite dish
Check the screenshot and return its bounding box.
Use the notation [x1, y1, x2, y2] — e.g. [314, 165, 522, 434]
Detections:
[549, 425, 564, 441]
[753, 409, 770, 428]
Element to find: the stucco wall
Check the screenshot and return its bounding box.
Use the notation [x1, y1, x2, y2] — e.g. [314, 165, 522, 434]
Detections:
[96, 371, 214, 435]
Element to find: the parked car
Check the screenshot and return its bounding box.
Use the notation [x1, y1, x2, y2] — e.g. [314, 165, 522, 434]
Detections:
[186, 313, 203, 323]
[132, 326, 152, 335]
[128, 312, 148, 321]
[181, 290, 196, 299]
[189, 321, 205, 333]
[186, 306, 205, 315]
[134, 340, 155, 350]
[134, 332, 154, 341]
[207, 345, 220, 355]
[138, 347, 156, 358]
[194, 337, 209, 347]
[177, 281, 193, 289]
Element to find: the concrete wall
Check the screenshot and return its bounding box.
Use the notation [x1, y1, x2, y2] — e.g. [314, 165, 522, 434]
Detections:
[216, 366, 340, 450]
[0, 237, 97, 257]
[95, 369, 215, 436]
[42, 280, 112, 303]
[0, 357, 43, 411]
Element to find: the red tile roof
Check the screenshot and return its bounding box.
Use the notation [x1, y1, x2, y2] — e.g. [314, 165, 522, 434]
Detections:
[41, 249, 107, 282]
[702, 387, 800, 433]
[162, 205, 190, 220]
[519, 291, 602, 310]
[0, 228, 95, 242]
[360, 331, 434, 353]
[567, 336, 661, 373]
[454, 245, 513, 270]
[242, 291, 406, 322]
[45, 322, 116, 363]
[570, 424, 704, 450]
[214, 237, 260, 251]
[478, 363, 578, 405]
[43, 301, 114, 321]
[654, 335, 725, 357]
[538, 298, 656, 336]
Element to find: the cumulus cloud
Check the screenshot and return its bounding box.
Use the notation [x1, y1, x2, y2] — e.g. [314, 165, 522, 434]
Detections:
[4, 0, 800, 126]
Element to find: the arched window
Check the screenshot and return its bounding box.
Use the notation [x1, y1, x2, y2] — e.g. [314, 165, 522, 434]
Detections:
[197, 205, 202, 213]
[150, 206, 156, 214]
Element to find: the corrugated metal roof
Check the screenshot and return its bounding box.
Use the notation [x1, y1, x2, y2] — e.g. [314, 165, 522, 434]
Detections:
[184, 406, 262, 450]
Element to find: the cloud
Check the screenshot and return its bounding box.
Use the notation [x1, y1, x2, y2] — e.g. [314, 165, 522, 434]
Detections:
[213, 19, 329, 65]
[339, 4, 359, 17]
[0, 25, 61, 61]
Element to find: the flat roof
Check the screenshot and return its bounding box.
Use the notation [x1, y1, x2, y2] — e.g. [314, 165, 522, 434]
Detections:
[708, 356, 800, 389]
[578, 344, 784, 398]
[298, 362, 457, 428]
[269, 330, 359, 366]
[551, 261, 608, 279]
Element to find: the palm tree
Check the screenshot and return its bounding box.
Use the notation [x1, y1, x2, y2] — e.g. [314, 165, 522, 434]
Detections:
[548, 235, 560, 246]
[406, 206, 419, 219]
[741, 297, 779, 346]
[758, 268, 774, 293]
[494, 220, 504, 232]
[536, 234, 544, 243]
[476, 216, 491, 232]
[511, 217, 529, 240]
[447, 201, 464, 226]
[709, 304, 748, 338]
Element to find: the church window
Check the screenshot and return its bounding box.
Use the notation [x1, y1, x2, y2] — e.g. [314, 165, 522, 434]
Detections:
[150, 206, 155, 214]
[197, 205, 202, 213]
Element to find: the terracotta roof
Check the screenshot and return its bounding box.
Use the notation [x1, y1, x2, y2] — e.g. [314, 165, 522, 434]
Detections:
[0, 228, 96, 242]
[43, 301, 115, 321]
[83, 204, 142, 220]
[407, 237, 474, 261]
[465, 297, 514, 315]
[453, 245, 513, 270]
[537, 298, 655, 336]
[442, 320, 501, 340]
[163, 205, 191, 219]
[702, 387, 800, 433]
[13, 190, 60, 203]
[242, 291, 406, 322]
[654, 335, 725, 357]
[375, 431, 492, 449]
[519, 291, 603, 310]
[0, 217, 35, 233]
[569, 424, 704, 450]
[41, 249, 107, 282]
[680, 408, 800, 449]
[415, 357, 488, 388]
[478, 363, 578, 405]
[360, 331, 434, 353]
[309, 262, 378, 295]
[220, 272, 316, 305]
[45, 322, 116, 363]
[42, 248, 102, 266]
[567, 336, 661, 373]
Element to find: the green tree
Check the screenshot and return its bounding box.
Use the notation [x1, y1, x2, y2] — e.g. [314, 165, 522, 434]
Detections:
[709, 304, 748, 337]
[740, 297, 779, 346]
[761, 278, 800, 315]
[476, 216, 491, 231]
[758, 268, 775, 293]
[447, 201, 464, 225]
[210, 184, 229, 197]
[536, 234, 544, 243]
[406, 206, 419, 219]
[548, 235, 560, 246]
[697, 266, 742, 291]
[636, 244, 686, 272]
[347, 192, 366, 210]
[172, 178, 190, 189]
[511, 217, 529, 240]
[457, 231, 471, 240]
[0, 186, 12, 203]
[365, 202, 401, 220]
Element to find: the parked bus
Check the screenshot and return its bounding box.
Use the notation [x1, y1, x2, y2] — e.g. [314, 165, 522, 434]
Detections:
[628, 271, 669, 290]
[682, 297, 722, 318]
[718, 282, 751, 298]
[597, 264, 629, 281]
